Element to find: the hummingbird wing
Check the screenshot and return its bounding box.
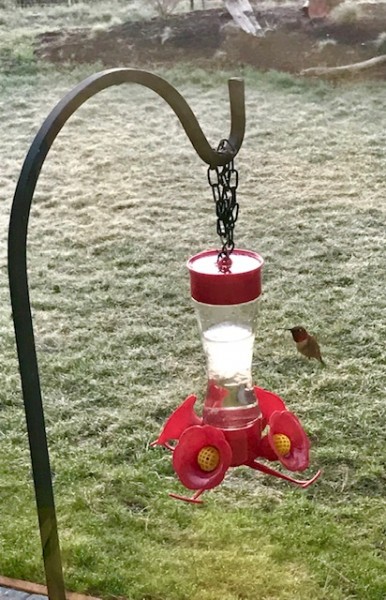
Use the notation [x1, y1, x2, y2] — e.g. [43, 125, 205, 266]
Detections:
[307, 335, 325, 363]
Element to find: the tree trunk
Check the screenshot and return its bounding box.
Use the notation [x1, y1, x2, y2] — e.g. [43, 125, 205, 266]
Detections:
[190, 0, 206, 8]
[224, 0, 263, 36]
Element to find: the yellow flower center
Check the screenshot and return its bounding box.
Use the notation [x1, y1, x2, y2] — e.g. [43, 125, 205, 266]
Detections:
[273, 434, 291, 457]
[197, 446, 220, 472]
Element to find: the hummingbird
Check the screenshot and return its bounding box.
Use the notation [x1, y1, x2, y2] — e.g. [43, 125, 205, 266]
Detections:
[288, 326, 325, 365]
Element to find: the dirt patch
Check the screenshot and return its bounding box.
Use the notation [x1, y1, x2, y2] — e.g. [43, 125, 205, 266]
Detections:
[35, 4, 386, 78]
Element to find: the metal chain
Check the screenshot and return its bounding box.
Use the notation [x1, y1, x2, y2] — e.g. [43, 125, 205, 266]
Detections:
[207, 139, 239, 270]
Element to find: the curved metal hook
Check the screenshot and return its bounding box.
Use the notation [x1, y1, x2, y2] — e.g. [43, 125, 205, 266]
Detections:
[7, 68, 245, 600]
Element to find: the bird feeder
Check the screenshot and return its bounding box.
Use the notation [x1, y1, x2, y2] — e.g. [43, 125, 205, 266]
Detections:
[152, 248, 321, 503]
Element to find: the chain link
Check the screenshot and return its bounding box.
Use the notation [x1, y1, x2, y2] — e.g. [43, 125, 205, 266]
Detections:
[207, 139, 239, 270]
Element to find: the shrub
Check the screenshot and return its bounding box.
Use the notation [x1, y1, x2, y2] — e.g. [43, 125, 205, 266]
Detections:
[374, 32, 386, 55]
[329, 1, 363, 24]
[0, 43, 38, 75]
[145, 0, 184, 18]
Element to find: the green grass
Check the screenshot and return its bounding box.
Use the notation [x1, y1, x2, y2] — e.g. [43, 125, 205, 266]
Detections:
[0, 18, 386, 600]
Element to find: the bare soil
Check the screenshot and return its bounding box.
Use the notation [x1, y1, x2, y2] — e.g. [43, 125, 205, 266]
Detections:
[35, 4, 386, 78]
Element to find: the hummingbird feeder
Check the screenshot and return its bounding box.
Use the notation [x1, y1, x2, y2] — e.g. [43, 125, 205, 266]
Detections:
[152, 151, 321, 503]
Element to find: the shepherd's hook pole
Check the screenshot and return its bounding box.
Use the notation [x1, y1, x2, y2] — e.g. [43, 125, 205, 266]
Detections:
[8, 68, 245, 600]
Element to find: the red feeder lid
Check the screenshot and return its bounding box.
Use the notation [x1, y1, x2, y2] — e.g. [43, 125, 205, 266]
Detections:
[187, 249, 264, 305]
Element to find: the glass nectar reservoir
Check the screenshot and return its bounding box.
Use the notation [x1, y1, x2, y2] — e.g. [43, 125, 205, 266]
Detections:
[187, 249, 264, 429]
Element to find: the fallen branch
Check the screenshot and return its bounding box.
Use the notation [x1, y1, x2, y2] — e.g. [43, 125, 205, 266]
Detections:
[300, 54, 386, 78]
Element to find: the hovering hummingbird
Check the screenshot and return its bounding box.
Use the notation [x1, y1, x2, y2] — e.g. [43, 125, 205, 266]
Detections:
[288, 326, 325, 365]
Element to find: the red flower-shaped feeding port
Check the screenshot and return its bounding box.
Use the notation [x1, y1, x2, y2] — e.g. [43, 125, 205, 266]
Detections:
[173, 425, 232, 490]
[268, 411, 310, 472]
[152, 387, 321, 503]
[253, 387, 310, 471]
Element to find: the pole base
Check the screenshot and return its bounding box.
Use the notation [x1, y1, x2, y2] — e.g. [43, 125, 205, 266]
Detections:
[0, 576, 101, 600]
